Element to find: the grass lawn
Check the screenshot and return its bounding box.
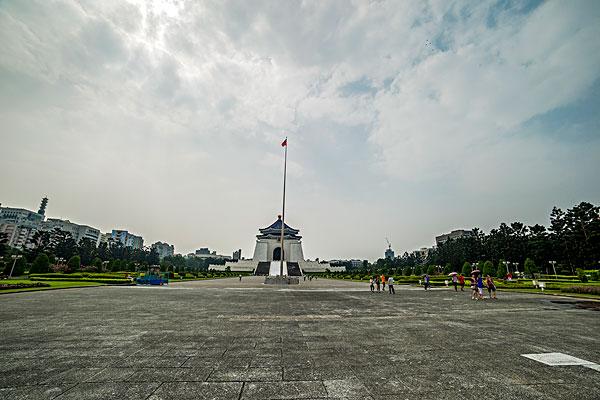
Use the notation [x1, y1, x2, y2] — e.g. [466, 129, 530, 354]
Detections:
[0, 279, 104, 294]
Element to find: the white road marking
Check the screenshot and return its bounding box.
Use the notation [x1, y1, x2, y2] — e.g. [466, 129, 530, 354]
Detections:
[522, 352, 599, 371]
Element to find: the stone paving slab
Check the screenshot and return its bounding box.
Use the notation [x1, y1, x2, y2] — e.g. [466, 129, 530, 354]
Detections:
[0, 277, 598, 399]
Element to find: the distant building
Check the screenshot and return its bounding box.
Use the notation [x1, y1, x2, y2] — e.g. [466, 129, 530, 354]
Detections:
[233, 249, 242, 260]
[152, 241, 175, 259]
[196, 248, 210, 255]
[42, 218, 101, 245]
[99, 232, 111, 245]
[350, 259, 363, 269]
[413, 247, 434, 263]
[435, 229, 474, 246]
[111, 230, 144, 249]
[0, 198, 47, 249]
[385, 246, 395, 260]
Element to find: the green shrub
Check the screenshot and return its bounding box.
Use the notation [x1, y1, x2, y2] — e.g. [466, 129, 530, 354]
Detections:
[560, 286, 600, 296]
[496, 260, 507, 279]
[482, 260, 495, 277]
[67, 255, 81, 271]
[462, 262, 471, 276]
[30, 254, 50, 273]
[591, 271, 599, 281]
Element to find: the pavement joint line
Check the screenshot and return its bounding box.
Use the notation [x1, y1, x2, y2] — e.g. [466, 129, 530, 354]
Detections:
[144, 381, 163, 400]
[237, 381, 245, 400]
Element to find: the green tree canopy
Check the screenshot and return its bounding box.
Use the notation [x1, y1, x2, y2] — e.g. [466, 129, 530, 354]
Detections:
[67, 255, 81, 272]
[30, 253, 50, 273]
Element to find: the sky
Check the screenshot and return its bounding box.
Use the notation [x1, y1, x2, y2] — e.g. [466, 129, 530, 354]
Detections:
[1, 0, 599, 261]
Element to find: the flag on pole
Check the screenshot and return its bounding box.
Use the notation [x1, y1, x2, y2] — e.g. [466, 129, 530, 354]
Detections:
[281, 138, 287, 147]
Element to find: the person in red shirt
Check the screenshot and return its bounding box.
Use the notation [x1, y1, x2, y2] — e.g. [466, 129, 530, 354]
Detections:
[458, 274, 465, 291]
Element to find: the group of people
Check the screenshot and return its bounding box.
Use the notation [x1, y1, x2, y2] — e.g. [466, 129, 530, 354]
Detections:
[368, 272, 497, 300]
[369, 274, 395, 294]
[449, 272, 497, 300]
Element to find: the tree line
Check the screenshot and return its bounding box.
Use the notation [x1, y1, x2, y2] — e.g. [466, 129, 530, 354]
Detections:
[360, 201, 599, 276]
[0, 226, 227, 276]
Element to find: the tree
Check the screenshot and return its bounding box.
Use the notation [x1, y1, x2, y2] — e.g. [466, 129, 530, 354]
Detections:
[482, 260, 495, 277]
[496, 260, 507, 279]
[414, 265, 422, 276]
[92, 257, 103, 270]
[462, 262, 471, 276]
[30, 253, 50, 273]
[67, 255, 81, 272]
[427, 265, 436, 275]
[403, 267, 411, 276]
[77, 238, 98, 266]
[443, 263, 453, 274]
[524, 258, 538, 278]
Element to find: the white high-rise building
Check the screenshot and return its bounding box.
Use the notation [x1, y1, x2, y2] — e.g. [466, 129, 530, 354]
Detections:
[42, 219, 101, 246]
[0, 199, 47, 249]
[111, 230, 144, 249]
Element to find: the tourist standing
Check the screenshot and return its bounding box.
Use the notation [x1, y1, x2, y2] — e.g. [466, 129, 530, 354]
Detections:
[452, 274, 458, 291]
[477, 275, 485, 299]
[388, 276, 395, 294]
[376, 276, 381, 292]
[381, 274, 386, 291]
[369, 277, 374, 292]
[458, 274, 465, 291]
[486, 275, 497, 299]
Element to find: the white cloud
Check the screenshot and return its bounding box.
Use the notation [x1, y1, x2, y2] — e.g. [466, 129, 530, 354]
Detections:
[0, 0, 598, 259]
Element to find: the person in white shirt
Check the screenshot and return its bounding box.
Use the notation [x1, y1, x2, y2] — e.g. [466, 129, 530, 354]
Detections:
[387, 276, 395, 294]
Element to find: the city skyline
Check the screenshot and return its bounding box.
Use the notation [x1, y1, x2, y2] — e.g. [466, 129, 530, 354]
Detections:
[1, 1, 599, 260]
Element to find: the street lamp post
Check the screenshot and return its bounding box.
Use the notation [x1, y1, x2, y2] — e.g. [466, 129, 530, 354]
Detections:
[549, 260, 557, 279]
[8, 255, 23, 279]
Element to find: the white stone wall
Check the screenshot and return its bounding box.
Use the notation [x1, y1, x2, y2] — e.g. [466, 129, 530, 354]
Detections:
[211, 260, 257, 272]
[253, 240, 268, 261]
[299, 261, 345, 273]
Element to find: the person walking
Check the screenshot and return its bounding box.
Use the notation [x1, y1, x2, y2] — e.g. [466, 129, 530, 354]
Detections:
[452, 274, 458, 291]
[388, 276, 395, 294]
[470, 275, 478, 300]
[239, 275, 242, 282]
[424, 274, 430, 290]
[369, 277, 374, 293]
[486, 275, 497, 299]
[376, 276, 381, 292]
[381, 274, 386, 292]
[458, 274, 465, 291]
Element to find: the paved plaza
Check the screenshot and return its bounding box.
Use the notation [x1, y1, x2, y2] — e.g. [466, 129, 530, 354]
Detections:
[1, 277, 599, 399]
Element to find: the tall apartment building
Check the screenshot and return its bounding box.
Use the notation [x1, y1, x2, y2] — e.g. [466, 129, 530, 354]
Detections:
[42, 219, 101, 246]
[111, 230, 144, 249]
[151, 241, 175, 259]
[0, 198, 47, 249]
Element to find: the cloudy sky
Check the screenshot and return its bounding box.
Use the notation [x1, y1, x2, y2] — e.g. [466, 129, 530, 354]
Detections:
[1, 0, 599, 260]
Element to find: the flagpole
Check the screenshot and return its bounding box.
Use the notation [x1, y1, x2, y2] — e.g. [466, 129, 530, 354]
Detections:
[280, 138, 287, 276]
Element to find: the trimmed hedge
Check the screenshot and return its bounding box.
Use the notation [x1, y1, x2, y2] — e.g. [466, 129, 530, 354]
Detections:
[560, 286, 600, 296]
[0, 282, 50, 290]
[30, 277, 132, 285]
[30, 273, 128, 279]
